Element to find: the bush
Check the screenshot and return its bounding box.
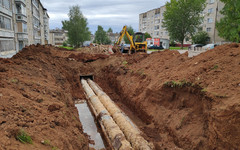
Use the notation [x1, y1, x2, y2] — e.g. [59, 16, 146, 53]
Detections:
[62, 42, 67, 47]
[192, 31, 210, 45]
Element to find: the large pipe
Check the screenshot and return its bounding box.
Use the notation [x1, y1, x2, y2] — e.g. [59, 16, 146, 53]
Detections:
[87, 79, 153, 150]
[81, 79, 132, 150]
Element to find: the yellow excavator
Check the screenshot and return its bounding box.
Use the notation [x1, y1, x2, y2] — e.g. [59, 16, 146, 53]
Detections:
[115, 26, 147, 53]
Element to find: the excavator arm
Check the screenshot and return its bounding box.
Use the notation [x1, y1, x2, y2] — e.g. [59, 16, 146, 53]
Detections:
[116, 26, 136, 50]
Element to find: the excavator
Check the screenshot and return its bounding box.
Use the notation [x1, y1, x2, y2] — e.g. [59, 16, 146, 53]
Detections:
[115, 26, 147, 53]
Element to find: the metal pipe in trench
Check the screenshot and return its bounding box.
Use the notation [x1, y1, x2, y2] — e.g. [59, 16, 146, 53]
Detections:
[87, 79, 153, 150]
[81, 79, 132, 150]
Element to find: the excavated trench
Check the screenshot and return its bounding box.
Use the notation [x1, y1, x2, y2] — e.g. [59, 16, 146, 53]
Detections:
[79, 78, 154, 150]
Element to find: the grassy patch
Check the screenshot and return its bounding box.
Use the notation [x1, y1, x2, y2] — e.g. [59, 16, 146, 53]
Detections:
[59, 46, 74, 50]
[164, 80, 192, 88]
[170, 47, 188, 50]
[16, 129, 32, 144]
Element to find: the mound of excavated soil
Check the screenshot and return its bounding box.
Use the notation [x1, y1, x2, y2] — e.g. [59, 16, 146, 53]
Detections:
[0, 45, 97, 150]
[95, 43, 240, 149]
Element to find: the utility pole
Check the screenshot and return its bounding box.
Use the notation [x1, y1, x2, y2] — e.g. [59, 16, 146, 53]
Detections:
[213, 0, 219, 44]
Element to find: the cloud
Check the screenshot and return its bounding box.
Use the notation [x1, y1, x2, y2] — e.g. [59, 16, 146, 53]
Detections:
[41, 0, 169, 33]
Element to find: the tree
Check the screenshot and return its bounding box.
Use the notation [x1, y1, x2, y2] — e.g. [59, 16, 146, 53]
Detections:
[216, 0, 240, 42]
[94, 25, 111, 44]
[163, 0, 206, 49]
[192, 31, 209, 45]
[144, 32, 152, 40]
[107, 28, 113, 33]
[62, 5, 91, 48]
[124, 26, 134, 44]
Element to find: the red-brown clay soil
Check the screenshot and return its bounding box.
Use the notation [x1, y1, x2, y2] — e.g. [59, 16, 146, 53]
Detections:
[0, 44, 240, 150]
[0, 45, 110, 150]
[95, 43, 240, 149]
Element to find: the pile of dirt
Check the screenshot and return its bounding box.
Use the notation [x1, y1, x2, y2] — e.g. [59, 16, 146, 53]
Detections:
[0, 44, 94, 150]
[95, 43, 240, 149]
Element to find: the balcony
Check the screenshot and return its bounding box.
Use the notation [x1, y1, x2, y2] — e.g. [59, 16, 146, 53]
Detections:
[15, 0, 26, 5]
[16, 14, 27, 22]
[17, 33, 28, 40]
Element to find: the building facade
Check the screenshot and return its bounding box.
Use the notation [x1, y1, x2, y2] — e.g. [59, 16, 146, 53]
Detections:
[202, 0, 225, 44]
[49, 29, 68, 46]
[0, 0, 49, 57]
[139, 6, 169, 40]
[139, 0, 226, 44]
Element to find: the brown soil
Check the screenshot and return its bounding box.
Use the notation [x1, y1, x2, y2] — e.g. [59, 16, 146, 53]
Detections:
[95, 44, 240, 149]
[0, 43, 239, 150]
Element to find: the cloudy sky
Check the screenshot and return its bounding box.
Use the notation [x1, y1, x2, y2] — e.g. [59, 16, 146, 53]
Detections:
[41, 0, 169, 34]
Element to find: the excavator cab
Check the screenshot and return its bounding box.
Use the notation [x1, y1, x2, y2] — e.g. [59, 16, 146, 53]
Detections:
[133, 32, 147, 52]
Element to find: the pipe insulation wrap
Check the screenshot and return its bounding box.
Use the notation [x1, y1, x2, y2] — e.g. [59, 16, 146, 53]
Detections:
[87, 79, 153, 150]
[81, 79, 132, 150]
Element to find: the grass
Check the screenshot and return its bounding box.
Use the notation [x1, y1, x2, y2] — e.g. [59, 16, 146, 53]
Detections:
[164, 80, 192, 88]
[59, 46, 74, 50]
[170, 47, 188, 50]
[16, 129, 32, 144]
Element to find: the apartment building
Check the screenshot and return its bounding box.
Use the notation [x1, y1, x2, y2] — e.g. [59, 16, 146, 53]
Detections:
[139, 6, 169, 40]
[139, 0, 226, 44]
[0, 0, 49, 57]
[49, 29, 68, 46]
[0, 0, 15, 56]
[202, 0, 225, 44]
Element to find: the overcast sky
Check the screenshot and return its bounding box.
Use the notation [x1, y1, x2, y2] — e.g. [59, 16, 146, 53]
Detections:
[41, 0, 169, 34]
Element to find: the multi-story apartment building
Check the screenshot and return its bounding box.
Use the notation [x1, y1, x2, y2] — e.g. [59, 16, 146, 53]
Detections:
[139, 6, 169, 40]
[0, 0, 16, 56]
[139, 0, 226, 44]
[49, 29, 68, 46]
[0, 0, 49, 57]
[202, 0, 225, 44]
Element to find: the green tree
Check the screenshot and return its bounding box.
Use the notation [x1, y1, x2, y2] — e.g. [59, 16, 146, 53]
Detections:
[94, 25, 111, 44]
[216, 0, 240, 42]
[144, 32, 152, 40]
[124, 26, 134, 44]
[107, 27, 113, 33]
[163, 0, 206, 49]
[62, 5, 91, 48]
[192, 31, 209, 45]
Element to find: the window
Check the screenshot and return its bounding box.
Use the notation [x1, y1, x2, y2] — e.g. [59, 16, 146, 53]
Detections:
[165, 32, 168, 35]
[32, 0, 39, 8]
[208, 8, 213, 13]
[33, 17, 40, 28]
[0, 15, 11, 30]
[155, 19, 160, 24]
[1, 0, 11, 10]
[154, 31, 159, 36]
[154, 25, 159, 30]
[209, 0, 215, 4]
[23, 23, 27, 32]
[207, 18, 213, 23]
[0, 40, 15, 52]
[207, 27, 211, 32]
